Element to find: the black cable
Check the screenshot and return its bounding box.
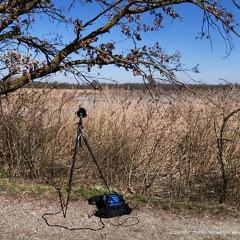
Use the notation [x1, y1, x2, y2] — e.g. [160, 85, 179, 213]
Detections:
[42, 210, 105, 231]
[107, 216, 140, 227]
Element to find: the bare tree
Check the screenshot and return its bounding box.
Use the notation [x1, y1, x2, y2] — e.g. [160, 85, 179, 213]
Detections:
[0, 0, 239, 95]
[214, 106, 240, 204]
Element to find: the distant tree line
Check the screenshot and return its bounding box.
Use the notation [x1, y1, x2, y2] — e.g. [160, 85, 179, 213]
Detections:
[23, 81, 240, 91]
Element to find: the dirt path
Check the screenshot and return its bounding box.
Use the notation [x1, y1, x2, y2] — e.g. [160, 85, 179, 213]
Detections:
[0, 195, 240, 240]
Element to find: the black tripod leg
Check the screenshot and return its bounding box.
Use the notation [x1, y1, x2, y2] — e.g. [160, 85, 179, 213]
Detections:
[63, 129, 82, 217]
[82, 134, 111, 193]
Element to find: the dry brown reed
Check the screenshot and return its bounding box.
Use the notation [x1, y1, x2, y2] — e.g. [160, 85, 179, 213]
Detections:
[0, 86, 240, 205]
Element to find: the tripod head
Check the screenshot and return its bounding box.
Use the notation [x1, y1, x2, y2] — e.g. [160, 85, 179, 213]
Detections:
[77, 107, 87, 119]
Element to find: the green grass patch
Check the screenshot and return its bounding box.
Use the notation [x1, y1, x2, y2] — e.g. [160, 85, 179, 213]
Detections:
[143, 197, 239, 217]
[0, 179, 55, 199]
[10, 183, 53, 197]
[0, 170, 9, 179]
[0, 179, 239, 217]
[208, 205, 232, 215]
[126, 194, 148, 203]
[0, 179, 8, 191]
[152, 199, 170, 210]
[71, 185, 112, 201]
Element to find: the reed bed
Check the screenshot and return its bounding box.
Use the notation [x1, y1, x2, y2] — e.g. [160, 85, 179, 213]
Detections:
[0, 86, 240, 205]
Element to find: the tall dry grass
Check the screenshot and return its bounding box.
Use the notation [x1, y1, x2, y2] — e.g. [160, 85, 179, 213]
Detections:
[0, 86, 240, 205]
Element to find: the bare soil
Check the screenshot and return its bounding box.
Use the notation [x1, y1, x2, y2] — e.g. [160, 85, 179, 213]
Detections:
[0, 195, 240, 240]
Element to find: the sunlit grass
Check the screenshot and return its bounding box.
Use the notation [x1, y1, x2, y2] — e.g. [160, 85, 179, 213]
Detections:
[0, 174, 239, 217]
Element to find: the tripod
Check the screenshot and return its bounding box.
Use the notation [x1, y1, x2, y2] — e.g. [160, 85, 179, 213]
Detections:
[42, 108, 134, 228]
[58, 108, 110, 218]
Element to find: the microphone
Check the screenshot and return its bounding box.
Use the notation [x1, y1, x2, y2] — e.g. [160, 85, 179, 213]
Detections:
[76, 107, 87, 118]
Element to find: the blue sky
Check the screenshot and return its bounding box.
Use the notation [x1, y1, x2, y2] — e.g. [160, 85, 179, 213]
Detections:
[34, 1, 240, 85]
[161, 3, 240, 85]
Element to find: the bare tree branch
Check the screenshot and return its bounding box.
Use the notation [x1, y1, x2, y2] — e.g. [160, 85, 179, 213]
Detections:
[0, 0, 240, 95]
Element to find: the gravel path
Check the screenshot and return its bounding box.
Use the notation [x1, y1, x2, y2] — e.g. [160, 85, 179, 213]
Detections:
[0, 195, 240, 240]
